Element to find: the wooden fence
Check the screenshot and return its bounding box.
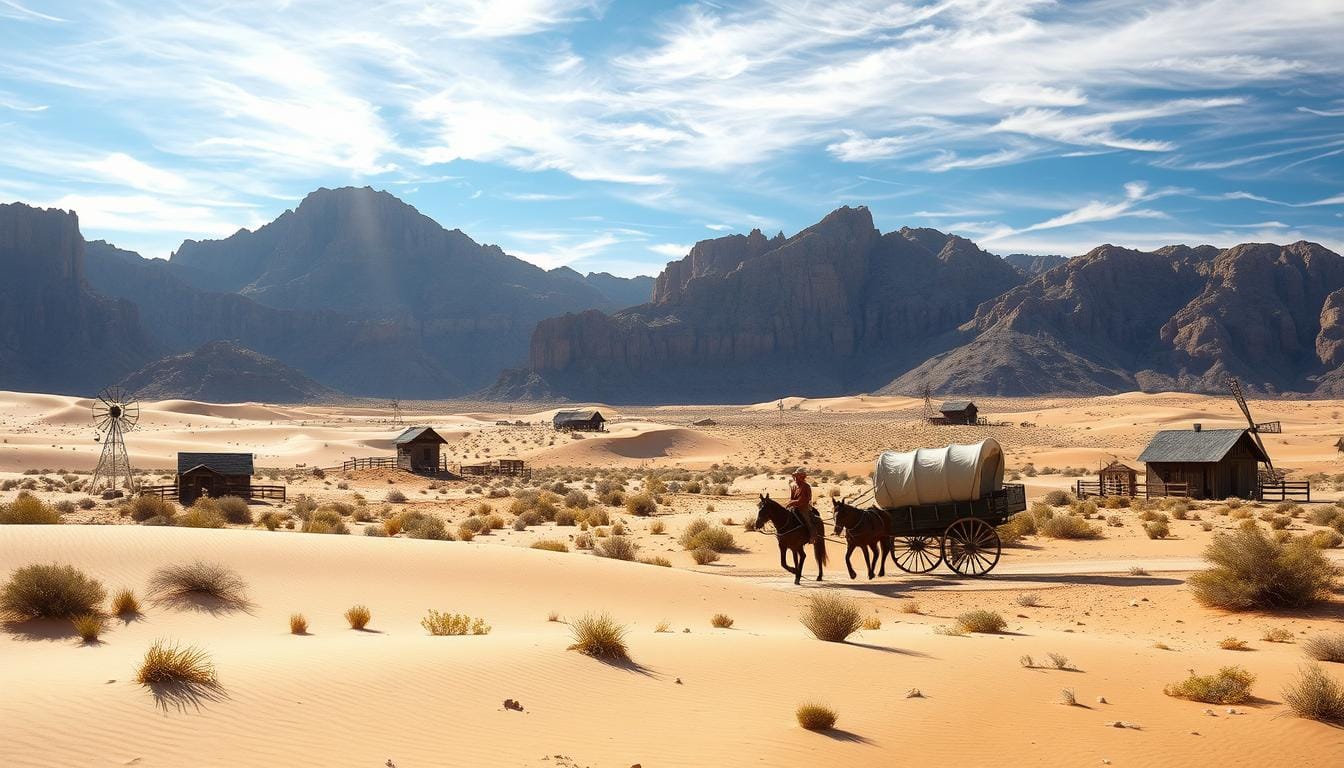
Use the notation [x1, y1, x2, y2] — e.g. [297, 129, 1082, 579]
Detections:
[1075, 480, 1189, 499]
[1258, 480, 1311, 502]
[138, 484, 286, 502]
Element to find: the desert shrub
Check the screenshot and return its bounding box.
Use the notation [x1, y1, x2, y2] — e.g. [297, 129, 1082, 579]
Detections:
[1139, 509, 1169, 522]
[0, 563, 106, 619]
[691, 547, 720, 565]
[147, 561, 248, 607]
[639, 555, 672, 567]
[564, 489, 590, 509]
[1302, 633, 1344, 663]
[679, 518, 736, 552]
[292, 495, 317, 518]
[1269, 515, 1292, 530]
[1164, 666, 1255, 704]
[1282, 665, 1344, 723]
[1187, 528, 1338, 610]
[624, 493, 657, 517]
[1144, 520, 1171, 539]
[554, 508, 578, 526]
[302, 509, 349, 534]
[1039, 515, 1102, 539]
[650, 519, 666, 535]
[421, 609, 490, 636]
[77, 497, 96, 510]
[72, 613, 105, 642]
[136, 640, 218, 687]
[575, 531, 594, 549]
[1262, 627, 1294, 643]
[112, 588, 140, 616]
[385, 489, 407, 503]
[1016, 592, 1040, 607]
[1105, 514, 1123, 528]
[1047, 652, 1071, 670]
[1102, 495, 1131, 509]
[363, 524, 387, 537]
[1042, 490, 1073, 506]
[175, 503, 226, 529]
[531, 539, 569, 553]
[795, 703, 837, 731]
[567, 612, 629, 660]
[345, 605, 371, 630]
[0, 494, 60, 524]
[459, 516, 486, 534]
[594, 535, 639, 561]
[290, 613, 308, 634]
[800, 593, 863, 642]
[585, 507, 611, 527]
[256, 511, 285, 531]
[52, 499, 75, 515]
[956, 610, 1007, 633]
[405, 515, 450, 540]
[214, 496, 252, 524]
[1307, 506, 1340, 526]
[1310, 529, 1343, 549]
[861, 615, 881, 630]
[711, 613, 734, 628]
[1219, 637, 1249, 651]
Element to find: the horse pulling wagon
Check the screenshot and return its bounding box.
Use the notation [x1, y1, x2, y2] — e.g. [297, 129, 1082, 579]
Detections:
[836, 438, 1026, 578]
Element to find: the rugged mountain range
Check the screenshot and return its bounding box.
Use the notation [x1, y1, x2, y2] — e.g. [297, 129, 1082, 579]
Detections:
[119, 341, 336, 403]
[2, 188, 650, 399]
[1003, 252, 1068, 277]
[498, 206, 1026, 401]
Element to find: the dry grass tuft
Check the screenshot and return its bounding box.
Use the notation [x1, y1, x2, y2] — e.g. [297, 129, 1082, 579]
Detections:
[147, 561, 248, 608]
[1219, 637, 1250, 651]
[289, 613, 308, 634]
[1047, 652, 1071, 670]
[567, 612, 630, 661]
[956, 610, 1007, 634]
[795, 703, 837, 731]
[593, 534, 639, 560]
[861, 614, 882, 630]
[345, 604, 371, 630]
[1059, 688, 1078, 706]
[0, 493, 60, 524]
[1187, 528, 1338, 610]
[111, 588, 140, 616]
[421, 610, 490, 636]
[531, 539, 569, 553]
[899, 600, 922, 614]
[136, 639, 218, 687]
[691, 547, 720, 565]
[548, 610, 562, 622]
[800, 593, 863, 642]
[1015, 592, 1041, 607]
[1302, 633, 1344, 663]
[639, 555, 672, 567]
[1039, 515, 1103, 539]
[710, 613, 734, 629]
[72, 613, 105, 642]
[1165, 666, 1255, 704]
[1282, 664, 1344, 723]
[1261, 627, 1294, 644]
[0, 563, 106, 619]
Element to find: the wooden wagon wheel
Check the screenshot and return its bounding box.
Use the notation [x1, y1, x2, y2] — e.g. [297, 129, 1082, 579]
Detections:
[940, 518, 1001, 577]
[890, 536, 943, 573]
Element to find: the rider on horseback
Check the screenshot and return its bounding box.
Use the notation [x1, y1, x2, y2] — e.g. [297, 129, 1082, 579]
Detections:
[787, 468, 824, 544]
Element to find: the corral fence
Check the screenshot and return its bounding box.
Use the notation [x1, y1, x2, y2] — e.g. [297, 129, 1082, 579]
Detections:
[1075, 480, 1189, 499]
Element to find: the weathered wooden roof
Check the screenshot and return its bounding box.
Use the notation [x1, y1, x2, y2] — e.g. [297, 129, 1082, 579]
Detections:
[1138, 428, 1268, 464]
[1100, 460, 1138, 473]
[939, 401, 975, 413]
[554, 409, 604, 422]
[178, 452, 254, 476]
[393, 426, 447, 445]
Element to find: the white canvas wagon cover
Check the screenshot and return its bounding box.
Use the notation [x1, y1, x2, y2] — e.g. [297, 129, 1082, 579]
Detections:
[873, 439, 1005, 509]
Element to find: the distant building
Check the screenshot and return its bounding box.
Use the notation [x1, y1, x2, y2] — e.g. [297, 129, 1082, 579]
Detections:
[177, 452, 254, 505]
[393, 426, 448, 473]
[553, 409, 606, 432]
[1137, 425, 1270, 500]
[1098, 460, 1139, 497]
[932, 401, 979, 426]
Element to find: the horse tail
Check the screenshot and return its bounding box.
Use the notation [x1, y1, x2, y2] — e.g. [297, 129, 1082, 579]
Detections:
[814, 533, 828, 567]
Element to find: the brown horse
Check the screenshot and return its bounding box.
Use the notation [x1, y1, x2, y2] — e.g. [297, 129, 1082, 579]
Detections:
[755, 495, 827, 584]
[832, 499, 893, 580]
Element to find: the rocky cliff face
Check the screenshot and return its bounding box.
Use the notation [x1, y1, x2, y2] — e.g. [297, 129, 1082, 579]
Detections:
[118, 341, 337, 403]
[886, 240, 1344, 395]
[1003, 252, 1068, 276]
[0, 204, 157, 395]
[522, 208, 1025, 402]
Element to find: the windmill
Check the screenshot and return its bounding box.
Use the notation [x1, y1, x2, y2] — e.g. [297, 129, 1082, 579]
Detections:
[1226, 377, 1281, 481]
[89, 386, 140, 493]
[390, 398, 404, 427]
[921, 384, 935, 423]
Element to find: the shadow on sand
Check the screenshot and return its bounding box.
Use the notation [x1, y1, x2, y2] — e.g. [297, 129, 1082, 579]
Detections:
[145, 679, 230, 714]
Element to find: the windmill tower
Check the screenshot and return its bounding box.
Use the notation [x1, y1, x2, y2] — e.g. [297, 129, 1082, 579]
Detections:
[921, 384, 935, 423]
[390, 398, 405, 427]
[89, 386, 140, 493]
[1227, 377, 1281, 481]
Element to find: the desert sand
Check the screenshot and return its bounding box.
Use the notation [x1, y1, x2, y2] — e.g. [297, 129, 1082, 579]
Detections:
[2, 389, 1343, 767]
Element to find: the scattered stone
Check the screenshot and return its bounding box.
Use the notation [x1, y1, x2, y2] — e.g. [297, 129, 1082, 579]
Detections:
[1226, 707, 1238, 715]
[906, 688, 923, 698]
[675, 678, 682, 685]
[1105, 721, 1140, 729]
[1096, 696, 1107, 704]
[1203, 708, 1217, 717]
[503, 699, 524, 712]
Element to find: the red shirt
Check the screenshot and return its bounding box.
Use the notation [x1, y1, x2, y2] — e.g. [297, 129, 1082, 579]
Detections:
[789, 479, 812, 509]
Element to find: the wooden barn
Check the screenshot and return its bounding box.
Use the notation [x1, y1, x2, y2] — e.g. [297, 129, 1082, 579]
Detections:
[1137, 425, 1270, 500]
[177, 452, 255, 505]
[394, 426, 448, 473]
[932, 401, 979, 426]
[553, 409, 606, 432]
[1098, 461, 1139, 497]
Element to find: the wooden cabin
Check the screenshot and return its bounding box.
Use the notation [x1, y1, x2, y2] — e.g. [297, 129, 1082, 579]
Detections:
[177, 452, 254, 505]
[932, 401, 978, 426]
[1137, 425, 1270, 500]
[554, 409, 606, 432]
[1098, 461, 1139, 497]
[394, 426, 448, 473]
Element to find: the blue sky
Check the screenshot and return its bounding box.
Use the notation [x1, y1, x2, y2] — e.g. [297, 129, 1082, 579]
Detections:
[1, 0, 1341, 276]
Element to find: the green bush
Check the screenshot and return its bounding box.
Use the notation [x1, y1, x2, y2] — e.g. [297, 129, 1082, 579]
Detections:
[0, 563, 106, 619]
[1187, 528, 1338, 610]
[1165, 666, 1255, 704]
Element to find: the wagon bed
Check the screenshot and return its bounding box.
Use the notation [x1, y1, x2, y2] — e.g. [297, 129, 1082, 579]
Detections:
[851, 483, 1026, 577]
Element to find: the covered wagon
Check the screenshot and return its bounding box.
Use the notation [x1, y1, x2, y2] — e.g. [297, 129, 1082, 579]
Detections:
[852, 438, 1026, 576]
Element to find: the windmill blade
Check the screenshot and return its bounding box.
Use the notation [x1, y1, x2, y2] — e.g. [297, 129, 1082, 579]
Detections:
[1226, 377, 1256, 430]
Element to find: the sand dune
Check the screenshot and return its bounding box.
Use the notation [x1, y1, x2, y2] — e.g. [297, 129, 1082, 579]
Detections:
[531, 423, 740, 467]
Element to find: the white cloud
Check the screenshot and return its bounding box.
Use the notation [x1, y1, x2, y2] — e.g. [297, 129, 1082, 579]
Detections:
[978, 83, 1087, 107]
[827, 131, 911, 162]
[981, 181, 1185, 242]
[648, 243, 691, 258]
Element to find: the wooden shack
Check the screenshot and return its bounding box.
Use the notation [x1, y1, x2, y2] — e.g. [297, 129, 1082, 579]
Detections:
[1098, 461, 1139, 496]
[933, 401, 978, 426]
[553, 409, 606, 432]
[177, 452, 254, 505]
[1137, 425, 1270, 500]
[394, 426, 448, 473]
